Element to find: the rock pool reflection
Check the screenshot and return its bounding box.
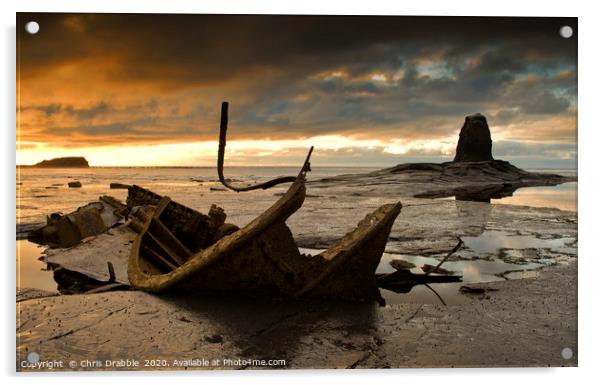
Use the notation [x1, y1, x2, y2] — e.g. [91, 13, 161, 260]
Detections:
[418, 182, 577, 211]
[304, 227, 576, 306]
[496, 182, 577, 211]
[17, 240, 57, 292]
[462, 230, 576, 255]
[376, 252, 547, 306]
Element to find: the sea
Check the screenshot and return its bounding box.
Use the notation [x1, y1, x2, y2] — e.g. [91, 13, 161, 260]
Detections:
[16, 166, 577, 226]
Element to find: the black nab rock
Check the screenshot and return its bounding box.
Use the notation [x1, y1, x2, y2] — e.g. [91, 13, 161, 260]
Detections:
[453, 113, 494, 162]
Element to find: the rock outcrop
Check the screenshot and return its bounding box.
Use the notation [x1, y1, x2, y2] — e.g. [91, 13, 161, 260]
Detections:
[31, 157, 89, 168]
[453, 113, 494, 162]
[311, 110, 576, 204]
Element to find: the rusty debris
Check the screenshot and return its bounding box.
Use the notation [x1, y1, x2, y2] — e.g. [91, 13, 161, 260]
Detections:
[28, 196, 127, 248]
[51, 262, 129, 295]
[127, 181, 401, 303]
[126, 185, 239, 252]
[217, 101, 311, 192]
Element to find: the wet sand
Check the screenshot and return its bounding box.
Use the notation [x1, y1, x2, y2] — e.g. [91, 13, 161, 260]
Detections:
[15, 164, 578, 370]
[16, 260, 577, 369]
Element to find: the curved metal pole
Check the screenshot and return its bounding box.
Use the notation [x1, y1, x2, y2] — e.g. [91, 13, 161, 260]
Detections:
[218, 101, 313, 192]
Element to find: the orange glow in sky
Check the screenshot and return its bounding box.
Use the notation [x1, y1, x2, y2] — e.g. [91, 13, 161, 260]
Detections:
[16, 13, 577, 167]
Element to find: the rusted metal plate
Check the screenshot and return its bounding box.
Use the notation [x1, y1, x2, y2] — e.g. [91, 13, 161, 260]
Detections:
[44, 225, 135, 284]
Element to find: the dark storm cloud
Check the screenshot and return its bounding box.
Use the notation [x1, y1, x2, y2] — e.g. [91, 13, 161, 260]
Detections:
[493, 141, 576, 159]
[25, 102, 112, 118]
[45, 121, 137, 137]
[17, 14, 576, 84]
[17, 13, 577, 159]
[521, 91, 571, 115]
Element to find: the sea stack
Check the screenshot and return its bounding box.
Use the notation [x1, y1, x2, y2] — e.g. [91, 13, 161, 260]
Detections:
[453, 113, 494, 162]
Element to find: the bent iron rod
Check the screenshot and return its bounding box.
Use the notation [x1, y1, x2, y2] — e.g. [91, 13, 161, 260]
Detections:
[218, 101, 313, 192]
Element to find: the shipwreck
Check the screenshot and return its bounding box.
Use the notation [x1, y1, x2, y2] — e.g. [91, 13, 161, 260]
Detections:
[127, 102, 401, 304]
[28, 102, 465, 304]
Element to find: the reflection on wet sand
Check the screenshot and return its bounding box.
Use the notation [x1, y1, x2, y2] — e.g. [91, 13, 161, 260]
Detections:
[417, 183, 521, 203]
[17, 240, 57, 292]
[376, 247, 555, 306]
[420, 182, 577, 211]
[495, 182, 577, 211]
[462, 230, 576, 254]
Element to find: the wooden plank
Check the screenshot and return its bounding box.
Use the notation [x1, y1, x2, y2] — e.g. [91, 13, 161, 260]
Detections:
[146, 231, 186, 267]
[144, 232, 180, 267]
[141, 243, 177, 271]
[148, 219, 191, 263]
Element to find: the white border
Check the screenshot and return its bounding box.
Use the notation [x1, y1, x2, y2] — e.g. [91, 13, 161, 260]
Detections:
[3, 1, 601, 384]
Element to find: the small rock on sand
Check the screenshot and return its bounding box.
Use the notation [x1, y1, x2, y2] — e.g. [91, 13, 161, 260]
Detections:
[110, 183, 131, 189]
[390, 259, 416, 270]
[421, 264, 454, 275]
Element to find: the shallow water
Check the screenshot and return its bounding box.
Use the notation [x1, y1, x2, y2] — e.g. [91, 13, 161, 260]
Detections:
[379, 230, 575, 305]
[300, 228, 575, 306]
[376, 251, 548, 306]
[17, 240, 57, 292]
[492, 182, 577, 211]
[20, 228, 576, 304]
[462, 230, 577, 255]
[16, 166, 577, 303]
[16, 166, 377, 227]
[16, 167, 576, 229]
[439, 181, 577, 211]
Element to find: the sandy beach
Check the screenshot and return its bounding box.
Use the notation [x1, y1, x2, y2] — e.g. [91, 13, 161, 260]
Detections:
[16, 164, 577, 369]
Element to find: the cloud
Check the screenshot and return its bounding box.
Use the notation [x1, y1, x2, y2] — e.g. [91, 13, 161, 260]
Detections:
[16, 13, 577, 165]
[493, 140, 576, 160]
[24, 101, 112, 119]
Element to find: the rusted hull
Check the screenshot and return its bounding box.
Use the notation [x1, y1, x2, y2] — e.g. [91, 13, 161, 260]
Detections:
[127, 101, 401, 303]
[127, 182, 401, 303]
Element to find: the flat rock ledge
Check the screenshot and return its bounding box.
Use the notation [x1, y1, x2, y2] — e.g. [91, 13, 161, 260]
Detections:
[310, 159, 575, 202]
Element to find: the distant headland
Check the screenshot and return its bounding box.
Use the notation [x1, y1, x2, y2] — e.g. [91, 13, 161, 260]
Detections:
[20, 157, 90, 168]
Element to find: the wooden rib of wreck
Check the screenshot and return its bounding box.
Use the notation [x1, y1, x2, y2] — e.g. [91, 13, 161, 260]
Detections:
[127, 102, 402, 304]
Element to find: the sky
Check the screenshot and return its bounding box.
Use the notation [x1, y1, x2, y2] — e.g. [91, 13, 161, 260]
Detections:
[16, 13, 577, 168]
